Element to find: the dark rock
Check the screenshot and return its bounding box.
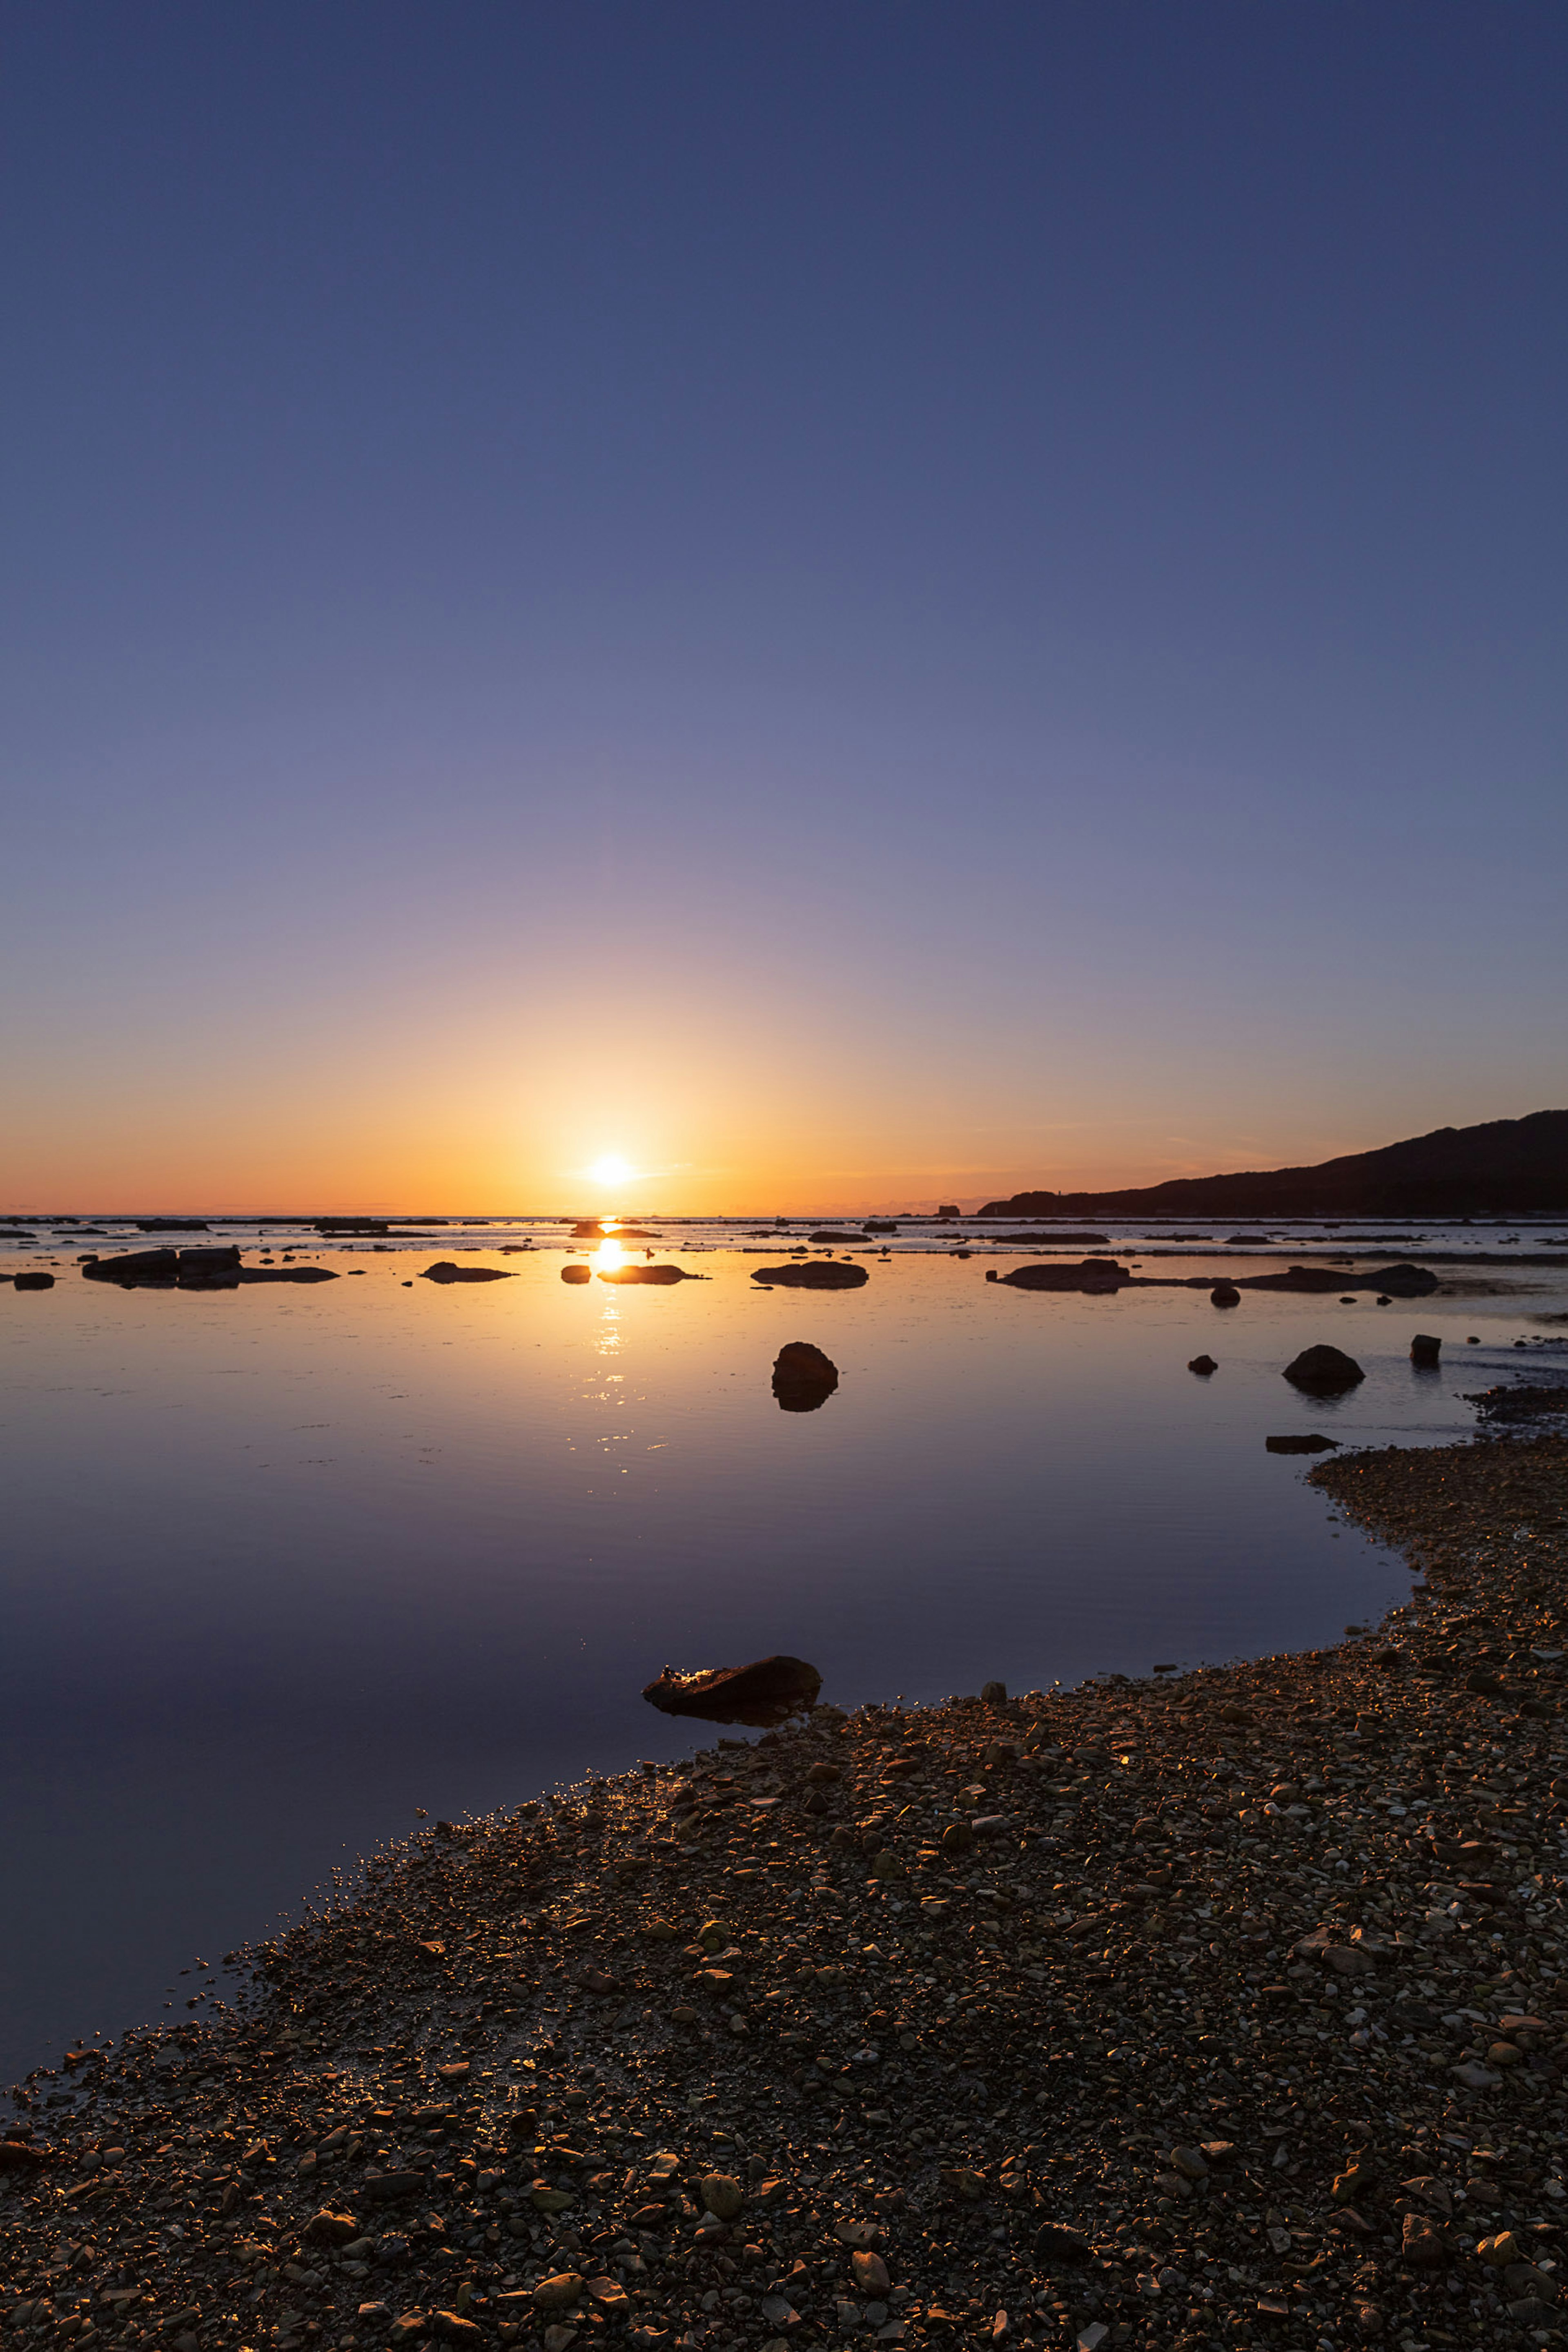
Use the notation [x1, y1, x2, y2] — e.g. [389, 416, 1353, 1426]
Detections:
[1033, 2222, 1090, 2264]
[13, 1271, 55, 1291]
[751, 1261, 870, 1289]
[806, 1229, 852, 1244]
[935, 1204, 961, 1219]
[1187, 1354, 1217, 1375]
[1410, 1333, 1442, 1366]
[1265, 1433, 1340, 1453]
[135, 1218, 210, 1232]
[572, 1221, 607, 1240]
[1210, 1283, 1241, 1308]
[642, 1656, 823, 1727]
[364, 2170, 432, 2202]
[419, 1262, 518, 1284]
[998, 1259, 1130, 1293]
[980, 1679, 1007, 1703]
[596, 1262, 702, 1284]
[772, 1342, 839, 1412]
[1283, 1344, 1365, 1392]
[561, 1265, 592, 1284]
[82, 1247, 180, 1285]
[316, 1219, 390, 1234]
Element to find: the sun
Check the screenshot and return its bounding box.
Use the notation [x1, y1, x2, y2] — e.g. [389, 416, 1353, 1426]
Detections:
[588, 1153, 635, 1189]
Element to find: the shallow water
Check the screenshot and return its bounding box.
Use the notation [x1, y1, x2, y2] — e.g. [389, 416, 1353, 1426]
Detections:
[1, 1237, 1562, 2087]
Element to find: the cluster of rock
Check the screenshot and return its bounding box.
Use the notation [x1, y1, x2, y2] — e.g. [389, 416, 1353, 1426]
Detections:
[80, 1249, 338, 1289]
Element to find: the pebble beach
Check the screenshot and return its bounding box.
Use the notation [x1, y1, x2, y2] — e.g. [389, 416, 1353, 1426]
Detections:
[6, 1424, 1568, 2352]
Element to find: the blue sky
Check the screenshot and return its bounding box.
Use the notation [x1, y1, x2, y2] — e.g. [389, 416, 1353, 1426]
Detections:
[2, 3, 1563, 1209]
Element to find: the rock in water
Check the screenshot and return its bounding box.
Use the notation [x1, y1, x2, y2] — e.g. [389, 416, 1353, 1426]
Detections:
[642, 1656, 823, 1727]
[1265, 1433, 1340, 1453]
[998, 1260, 1131, 1293]
[419, 1262, 518, 1284]
[751, 1262, 869, 1289]
[13, 1270, 55, 1290]
[1283, 1343, 1365, 1392]
[1410, 1333, 1442, 1366]
[1187, 1354, 1217, 1375]
[595, 1263, 702, 1284]
[561, 1264, 592, 1284]
[1210, 1282, 1241, 1308]
[772, 1342, 839, 1412]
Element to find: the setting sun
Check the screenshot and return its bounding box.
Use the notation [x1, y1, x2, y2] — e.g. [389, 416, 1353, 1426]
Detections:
[588, 1153, 635, 1188]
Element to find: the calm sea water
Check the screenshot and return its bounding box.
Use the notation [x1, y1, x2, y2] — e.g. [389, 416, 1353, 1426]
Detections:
[1, 1224, 1563, 2089]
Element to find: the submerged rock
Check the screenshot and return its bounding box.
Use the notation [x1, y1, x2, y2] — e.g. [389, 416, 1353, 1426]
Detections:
[751, 1261, 869, 1289]
[419, 1262, 518, 1284]
[642, 1655, 823, 1726]
[1283, 1343, 1365, 1392]
[772, 1341, 839, 1412]
[561, 1264, 592, 1284]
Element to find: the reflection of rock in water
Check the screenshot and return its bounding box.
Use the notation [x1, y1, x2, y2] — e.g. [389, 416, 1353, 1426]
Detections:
[642, 1655, 823, 1727]
[419, 1261, 517, 1284]
[751, 1261, 869, 1289]
[1210, 1282, 1241, 1307]
[772, 1341, 839, 1412]
[596, 1262, 704, 1284]
[561, 1264, 592, 1284]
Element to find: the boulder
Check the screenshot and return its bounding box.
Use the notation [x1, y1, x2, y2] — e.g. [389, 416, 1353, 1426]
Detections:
[1265, 1433, 1340, 1453]
[1210, 1282, 1241, 1308]
[1410, 1333, 1442, 1366]
[13, 1271, 55, 1291]
[1283, 1344, 1365, 1392]
[82, 1247, 180, 1285]
[1187, 1354, 1217, 1375]
[772, 1342, 839, 1412]
[751, 1261, 869, 1289]
[419, 1262, 517, 1284]
[642, 1656, 823, 1727]
[561, 1264, 592, 1284]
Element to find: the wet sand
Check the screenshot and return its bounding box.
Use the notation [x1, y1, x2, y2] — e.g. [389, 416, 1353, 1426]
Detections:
[5, 1431, 1568, 2352]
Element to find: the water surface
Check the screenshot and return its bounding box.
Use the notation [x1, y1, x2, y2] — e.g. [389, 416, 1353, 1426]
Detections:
[1, 1235, 1561, 2087]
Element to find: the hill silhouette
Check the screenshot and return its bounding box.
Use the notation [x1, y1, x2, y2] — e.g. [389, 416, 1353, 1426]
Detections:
[976, 1110, 1568, 1220]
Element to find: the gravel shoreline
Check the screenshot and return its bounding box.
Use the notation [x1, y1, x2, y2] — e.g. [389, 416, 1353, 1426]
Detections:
[6, 1433, 1568, 2352]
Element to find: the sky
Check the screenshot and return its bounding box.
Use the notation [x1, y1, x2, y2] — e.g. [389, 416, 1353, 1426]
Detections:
[2, 2, 1564, 1214]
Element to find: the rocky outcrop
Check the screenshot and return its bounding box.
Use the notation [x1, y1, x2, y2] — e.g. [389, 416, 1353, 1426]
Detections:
[772, 1342, 839, 1412]
[998, 1259, 1130, 1293]
[83, 1247, 338, 1288]
[642, 1656, 823, 1726]
[420, 1262, 517, 1284]
[751, 1262, 870, 1289]
[12, 1271, 55, 1290]
[1283, 1344, 1365, 1392]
